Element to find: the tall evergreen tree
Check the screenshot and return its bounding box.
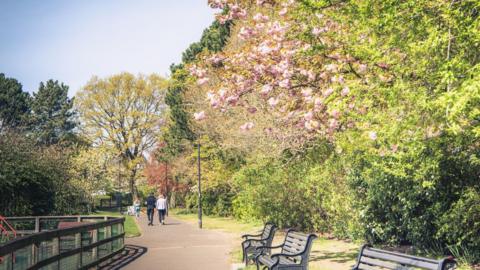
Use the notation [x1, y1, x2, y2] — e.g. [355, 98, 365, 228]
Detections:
[31, 80, 76, 145]
[160, 20, 232, 158]
[0, 73, 31, 131]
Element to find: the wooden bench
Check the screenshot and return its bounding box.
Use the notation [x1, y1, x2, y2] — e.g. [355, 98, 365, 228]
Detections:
[241, 222, 277, 266]
[353, 244, 456, 270]
[255, 229, 317, 270]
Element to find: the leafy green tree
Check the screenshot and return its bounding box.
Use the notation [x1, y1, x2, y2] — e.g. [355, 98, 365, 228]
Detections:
[70, 147, 113, 209]
[31, 80, 76, 145]
[160, 19, 232, 159]
[76, 73, 167, 199]
[0, 73, 31, 131]
[0, 131, 86, 216]
[181, 20, 231, 63]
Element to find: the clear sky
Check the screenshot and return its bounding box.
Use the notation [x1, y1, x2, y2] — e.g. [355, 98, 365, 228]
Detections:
[0, 0, 216, 96]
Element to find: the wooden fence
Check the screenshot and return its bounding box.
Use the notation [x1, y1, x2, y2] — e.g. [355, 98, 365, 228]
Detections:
[0, 216, 125, 270]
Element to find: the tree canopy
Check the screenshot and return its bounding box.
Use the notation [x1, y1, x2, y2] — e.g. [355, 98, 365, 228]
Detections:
[76, 72, 168, 198]
[31, 80, 76, 145]
[0, 73, 30, 131]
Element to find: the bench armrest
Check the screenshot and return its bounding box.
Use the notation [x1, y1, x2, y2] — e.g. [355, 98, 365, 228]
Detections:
[255, 244, 284, 252]
[241, 238, 265, 248]
[242, 233, 262, 239]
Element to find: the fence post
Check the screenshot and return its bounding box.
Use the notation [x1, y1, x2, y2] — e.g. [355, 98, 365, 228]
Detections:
[34, 217, 40, 233]
[32, 242, 38, 267]
[54, 237, 60, 270]
[92, 228, 98, 261]
[76, 232, 82, 268]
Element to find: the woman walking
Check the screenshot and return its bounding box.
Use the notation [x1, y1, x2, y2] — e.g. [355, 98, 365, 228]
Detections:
[156, 194, 168, 225]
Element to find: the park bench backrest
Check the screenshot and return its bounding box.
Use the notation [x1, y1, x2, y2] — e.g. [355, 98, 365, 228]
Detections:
[261, 223, 276, 246]
[281, 230, 317, 265]
[353, 245, 456, 270]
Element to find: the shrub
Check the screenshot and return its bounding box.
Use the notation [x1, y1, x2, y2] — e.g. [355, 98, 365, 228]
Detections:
[438, 188, 480, 264]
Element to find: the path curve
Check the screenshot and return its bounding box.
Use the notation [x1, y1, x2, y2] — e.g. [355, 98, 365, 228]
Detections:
[123, 213, 233, 270]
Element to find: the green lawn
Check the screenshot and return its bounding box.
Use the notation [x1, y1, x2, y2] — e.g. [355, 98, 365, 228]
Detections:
[93, 211, 141, 238]
[170, 209, 478, 270]
[170, 209, 359, 270]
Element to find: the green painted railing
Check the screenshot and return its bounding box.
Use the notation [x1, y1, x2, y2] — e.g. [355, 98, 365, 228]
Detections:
[0, 216, 125, 270]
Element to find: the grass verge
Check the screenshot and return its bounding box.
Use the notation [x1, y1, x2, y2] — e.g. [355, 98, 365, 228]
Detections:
[170, 209, 478, 270]
[93, 210, 141, 238]
[170, 208, 359, 270]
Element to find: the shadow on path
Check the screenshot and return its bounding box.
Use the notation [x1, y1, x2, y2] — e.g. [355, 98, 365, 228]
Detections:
[99, 245, 148, 270]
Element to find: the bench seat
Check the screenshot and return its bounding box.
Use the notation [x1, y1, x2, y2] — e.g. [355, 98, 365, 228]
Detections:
[255, 229, 317, 270]
[353, 245, 456, 270]
[242, 222, 277, 266]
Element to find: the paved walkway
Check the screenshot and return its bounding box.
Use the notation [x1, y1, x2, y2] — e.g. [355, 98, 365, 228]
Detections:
[123, 214, 233, 270]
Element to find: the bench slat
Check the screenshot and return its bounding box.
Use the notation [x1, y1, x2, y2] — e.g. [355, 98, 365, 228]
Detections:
[359, 263, 384, 270]
[285, 237, 307, 245]
[262, 224, 274, 239]
[361, 256, 409, 270]
[363, 249, 438, 270]
[289, 232, 309, 240]
[284, 239, 304, 248]
[283, 241, 304, 253]
[368, 248, 439, 264]
[359, 262, 416, 270]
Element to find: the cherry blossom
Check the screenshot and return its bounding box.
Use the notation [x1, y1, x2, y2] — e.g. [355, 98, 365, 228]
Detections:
[305, 120, 320, 131]
[268, 97, 279, 107]
[279, 79, 290, 88]
[301, 88, 313, 97]
[208, 0, 227, 9]
[304, 111, 314, 121]
[247, 107, 257, 114]
[260, 84, 273, 95]
[193, 111, 206, 121]
[197, 77, 210, 85]
[238, 27, 256, 40]
[240, 122, 255, 131]
[226, 95, 239, 105]
[190, 0, 378, 145]
[324, 88, 334, 97]
[341, 86, 350, 96]
[253, 13, 269, 23]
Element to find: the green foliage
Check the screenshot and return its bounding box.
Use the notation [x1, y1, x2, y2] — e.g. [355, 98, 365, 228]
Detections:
[76, 73, 167, 198]
[160, 19, 232, 159]
[438, 188, 480, 263]
[31, 79, 76, 145]
[186, 183, 235, 217]
[167, 0, 480, 264]
[181, 20, 231, 63]
[0, 132, 87, 216]
[0, 73, 31, 130]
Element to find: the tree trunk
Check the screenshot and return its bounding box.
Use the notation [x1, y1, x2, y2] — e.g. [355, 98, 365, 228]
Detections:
[129, 169, 138, 200]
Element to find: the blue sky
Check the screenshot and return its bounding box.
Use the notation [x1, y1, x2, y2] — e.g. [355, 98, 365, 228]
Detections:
[0, 1, 216, 96]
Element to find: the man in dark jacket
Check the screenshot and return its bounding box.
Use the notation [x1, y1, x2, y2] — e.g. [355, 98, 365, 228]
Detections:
[146, 193, 156, 226]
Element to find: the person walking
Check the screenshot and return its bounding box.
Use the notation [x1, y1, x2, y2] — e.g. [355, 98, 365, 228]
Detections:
[156, 194, 168, 225]
[134, 199, 141, 218]
[146, 193, 156, 226]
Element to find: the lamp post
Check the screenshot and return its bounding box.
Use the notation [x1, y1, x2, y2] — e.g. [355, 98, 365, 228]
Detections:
[165, 161, 168, 199]
[197, 143, 202, 229]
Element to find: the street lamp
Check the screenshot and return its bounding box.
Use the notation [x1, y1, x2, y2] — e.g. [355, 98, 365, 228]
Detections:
[174, 137, 203, 229]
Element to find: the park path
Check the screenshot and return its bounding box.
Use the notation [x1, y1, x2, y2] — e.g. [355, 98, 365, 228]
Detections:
[123, 213, 233, 270]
